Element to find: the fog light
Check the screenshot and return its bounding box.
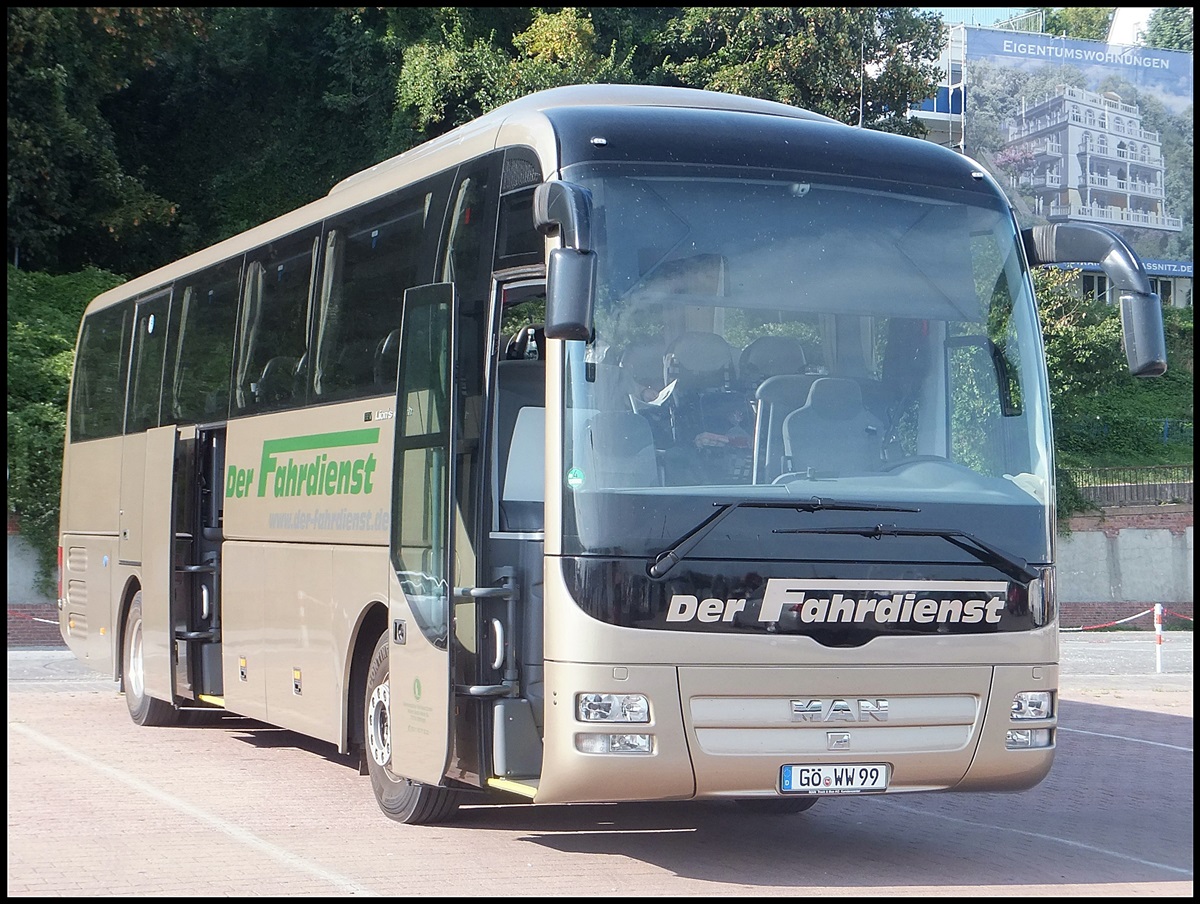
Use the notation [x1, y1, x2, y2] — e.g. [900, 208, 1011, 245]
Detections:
[1011, 691, 1052, 720]
[575, 733, 653, 754]
[1006, 728, 1052, 749]
[576, 693, 650, 723]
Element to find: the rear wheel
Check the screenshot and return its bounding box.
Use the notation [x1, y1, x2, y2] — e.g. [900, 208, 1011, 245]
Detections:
[122, 591, 178, 726]
[364, 631, 460, 824]
[734, 796, 819, 815]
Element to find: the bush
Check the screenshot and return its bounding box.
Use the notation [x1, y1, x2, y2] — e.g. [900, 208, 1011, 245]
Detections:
[1035, 269, 1194, 522]
[7, 265, 124, 593]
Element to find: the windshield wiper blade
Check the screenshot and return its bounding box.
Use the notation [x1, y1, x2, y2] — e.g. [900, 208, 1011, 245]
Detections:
[648, 498, 920, 580]
[774, 523, 1038, 584]
[793, 496, 921, 514]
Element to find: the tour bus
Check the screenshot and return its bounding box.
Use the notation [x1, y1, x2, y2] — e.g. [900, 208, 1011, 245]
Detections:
[58, 84, 1167, 824]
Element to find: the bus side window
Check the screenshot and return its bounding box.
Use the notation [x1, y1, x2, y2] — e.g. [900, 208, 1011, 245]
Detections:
[314, 180, 449, 402]
[125, 290, 172, 433]
[233, 230, 318, 414]
[168, 259, 241, 423]
[70, 303, 131, 441]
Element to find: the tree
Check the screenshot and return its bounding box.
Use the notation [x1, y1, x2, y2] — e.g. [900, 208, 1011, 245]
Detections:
[653, 7, 944, 135]
[6, 8, 199, 274]
[1039, 8, 1114, 42]
[1035, 267, 1193, 469]
[7, 265, 125, 592]
[103, 8, 410, 260]
[1143, 7, 1193, 52]
[395, 8, 636, 138]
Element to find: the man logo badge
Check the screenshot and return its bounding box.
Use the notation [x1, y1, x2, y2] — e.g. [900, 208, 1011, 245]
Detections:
[827, 732, 851, 750]
[791, 698, 889, 722]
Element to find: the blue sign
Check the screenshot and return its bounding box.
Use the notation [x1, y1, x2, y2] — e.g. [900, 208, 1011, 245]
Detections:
[962, 26, 1193, 275]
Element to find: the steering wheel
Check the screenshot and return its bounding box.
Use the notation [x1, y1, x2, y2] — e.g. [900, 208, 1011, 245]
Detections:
[878, 454, 951, 472]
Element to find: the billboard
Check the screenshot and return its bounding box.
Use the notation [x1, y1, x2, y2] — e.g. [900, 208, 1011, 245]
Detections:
[962, 27, 1192, 277]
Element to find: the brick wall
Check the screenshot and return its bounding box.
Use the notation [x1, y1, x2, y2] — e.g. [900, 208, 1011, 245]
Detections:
[1061, 600, 1194, 631]
[7, 602, 65, 647]
[1059, 504, 1193, 630]
[8, 513, 64, 647]
[1066, 507, 1193, 536]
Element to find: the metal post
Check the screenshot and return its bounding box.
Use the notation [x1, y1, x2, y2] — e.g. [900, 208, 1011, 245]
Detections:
[1154, 603, 1164, 673]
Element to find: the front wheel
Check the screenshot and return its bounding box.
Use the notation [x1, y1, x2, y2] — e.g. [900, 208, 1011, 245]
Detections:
[122, 591, 179, 726]
[364, 632, 460, 824]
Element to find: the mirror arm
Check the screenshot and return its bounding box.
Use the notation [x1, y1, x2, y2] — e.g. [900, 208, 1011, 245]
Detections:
[534, 181, 593, 252]
[1021, 223, 1152, 295]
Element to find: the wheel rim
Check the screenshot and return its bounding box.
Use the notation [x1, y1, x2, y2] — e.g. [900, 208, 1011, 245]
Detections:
[367, 680, 391, 768]
[127, 616, 146, 699]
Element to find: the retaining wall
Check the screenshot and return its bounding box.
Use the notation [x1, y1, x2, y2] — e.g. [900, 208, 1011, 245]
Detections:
[1057, 504, 1193, 629]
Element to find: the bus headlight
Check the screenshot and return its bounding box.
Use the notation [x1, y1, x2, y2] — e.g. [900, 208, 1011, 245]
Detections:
[1011, 690, 1052, 720]
[1006, 728, 1052, 749]
[575, 733, 653, 754]
[576, 693, 650, 723]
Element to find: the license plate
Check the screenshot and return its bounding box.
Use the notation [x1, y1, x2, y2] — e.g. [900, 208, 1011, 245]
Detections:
[780, 763, 889, 794]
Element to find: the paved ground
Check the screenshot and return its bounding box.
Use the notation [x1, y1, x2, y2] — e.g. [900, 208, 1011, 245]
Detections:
[1056, 631, 1192, 716]
[8, 632, 1192, 897]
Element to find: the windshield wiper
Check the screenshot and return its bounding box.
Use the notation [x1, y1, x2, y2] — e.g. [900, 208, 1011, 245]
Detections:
[648, 497, 920, 579]
[774, 522, 1038, 584]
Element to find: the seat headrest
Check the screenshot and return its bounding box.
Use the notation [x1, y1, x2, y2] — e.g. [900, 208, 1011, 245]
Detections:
[805, 378, 864, 417]
[618, 340, 665, 389]
[739, 335, 805, 382]
[667, 331, 733, 377]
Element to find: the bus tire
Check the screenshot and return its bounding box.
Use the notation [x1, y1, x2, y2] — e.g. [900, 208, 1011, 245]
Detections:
[121, 591, 179, 727]
[364, 631, 460, 825]
[734, 796, 819, 815]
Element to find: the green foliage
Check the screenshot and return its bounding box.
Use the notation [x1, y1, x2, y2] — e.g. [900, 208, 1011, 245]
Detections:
[105, 8, 408, 259]
[395, 11, 519, 134]
[7, 265, 124, 592]
[1039, 8, 1114, 42]
[395, 8, 637, 138]
[1034, 267, 1126, 413]
[1144, 8, 1193, 52]
[6, 8, 199, 274]
[654, 7, 944, 135]
[1033, 268, 1194, 521]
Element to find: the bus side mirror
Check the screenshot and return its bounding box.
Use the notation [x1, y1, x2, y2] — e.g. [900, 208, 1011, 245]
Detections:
[1119, 292, 1167, 377]
[1022, 223, 1166, 377]
[535, 181, 597, 341]
[545, 248, 596, 341]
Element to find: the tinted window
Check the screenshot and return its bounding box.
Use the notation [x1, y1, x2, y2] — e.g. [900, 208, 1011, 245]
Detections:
[233, 230, 318, 414]
[126, 290, 171, 432]
[168, 259, 242, 423]
[313, 180, 447, 402]
[70, 303, 131, 441]
[441, 159, 500, 308]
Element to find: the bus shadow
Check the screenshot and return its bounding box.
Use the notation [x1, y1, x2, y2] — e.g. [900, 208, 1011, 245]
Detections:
[452, 699, 1192, 889]
[189, 713, 361, 768]
[178, 697, 1191, 888]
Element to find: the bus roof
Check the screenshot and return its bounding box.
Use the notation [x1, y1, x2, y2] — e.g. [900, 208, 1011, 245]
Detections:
[327, 84, 841, 196]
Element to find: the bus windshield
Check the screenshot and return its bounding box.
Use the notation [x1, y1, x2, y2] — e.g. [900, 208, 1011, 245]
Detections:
[557, 162, 1053, 561]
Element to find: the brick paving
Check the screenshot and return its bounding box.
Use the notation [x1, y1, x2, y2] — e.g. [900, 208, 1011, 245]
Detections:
[6, 643, 1193, 896]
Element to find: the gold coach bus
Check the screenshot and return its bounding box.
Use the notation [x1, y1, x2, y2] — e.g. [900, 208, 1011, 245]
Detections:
[58, 84, 1167, 824]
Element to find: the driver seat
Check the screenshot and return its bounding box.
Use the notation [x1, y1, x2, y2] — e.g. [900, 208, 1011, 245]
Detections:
[781, 378, 884, 476]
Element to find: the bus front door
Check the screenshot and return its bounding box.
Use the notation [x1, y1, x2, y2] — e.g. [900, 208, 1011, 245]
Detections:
[386, 283, 459, 786]
[133, 424, 180, 705]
